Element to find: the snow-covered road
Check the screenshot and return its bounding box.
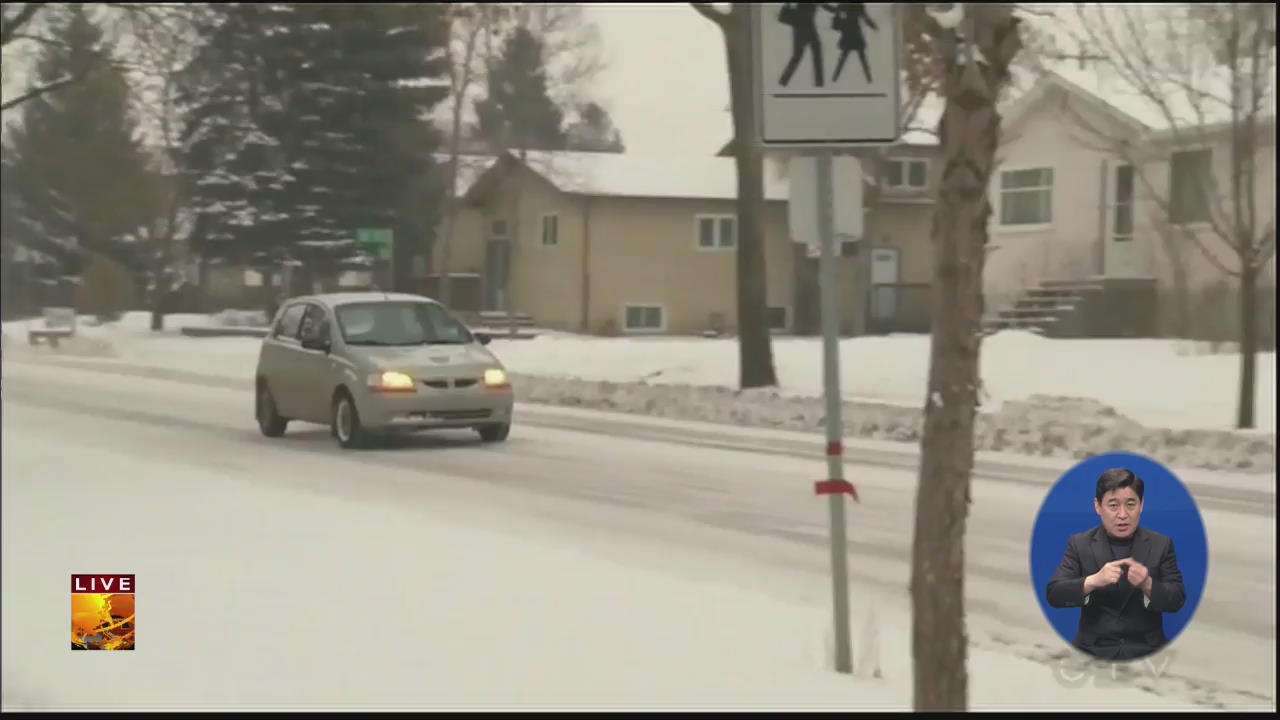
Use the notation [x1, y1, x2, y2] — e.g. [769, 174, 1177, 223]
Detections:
[1, 360, 1274, 710]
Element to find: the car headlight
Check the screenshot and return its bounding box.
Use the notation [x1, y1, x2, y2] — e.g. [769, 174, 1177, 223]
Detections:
[368, 371, 416, 392]
[483, 368, 509, 388]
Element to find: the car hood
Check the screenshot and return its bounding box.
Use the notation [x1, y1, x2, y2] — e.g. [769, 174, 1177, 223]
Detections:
[350, 344, 501, 376]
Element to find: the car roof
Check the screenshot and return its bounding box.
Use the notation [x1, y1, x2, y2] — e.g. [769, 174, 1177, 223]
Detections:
[287, 292, 443, 310]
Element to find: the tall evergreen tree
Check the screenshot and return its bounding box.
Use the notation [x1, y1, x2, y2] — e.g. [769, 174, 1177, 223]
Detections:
[3, 3, 152, 274]
[178, 3, 449, 298]
[176, 3, 300, 284]
[475, 27, 566, 152]
[285, 3, 449, 291]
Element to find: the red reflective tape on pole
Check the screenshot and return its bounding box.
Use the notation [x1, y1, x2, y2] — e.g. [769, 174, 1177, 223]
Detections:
[826, 441, 843, 457]
[814, 480, 860, 501]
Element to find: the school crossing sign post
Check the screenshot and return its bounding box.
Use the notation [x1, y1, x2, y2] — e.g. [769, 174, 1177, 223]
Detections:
[752, 2, 902, 677]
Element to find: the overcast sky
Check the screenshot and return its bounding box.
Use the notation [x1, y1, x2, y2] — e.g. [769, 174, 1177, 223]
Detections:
[585, 4, 732, 158]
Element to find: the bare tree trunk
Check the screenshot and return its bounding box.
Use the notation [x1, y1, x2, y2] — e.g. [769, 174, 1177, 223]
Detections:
[1151, 222, 1193, 338]
[150, 242, 166, 331]
[1166, 241, 1192, 338]
[439, 165, 460, 307]
[794, 244, 820, 335]
[263, 268, 280, 320]
[509, 149, 526, 338]
[912, 6, 1022, 712]
[1237, 262, 1258, 428]
[149, 190, 180, 333]
[723, 6, 776, 387]
[438, 69, 469, 309]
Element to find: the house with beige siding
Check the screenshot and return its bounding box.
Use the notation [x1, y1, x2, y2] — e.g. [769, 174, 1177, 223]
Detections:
[984, 70, 1276, 340]
[429, 150, 938, 336]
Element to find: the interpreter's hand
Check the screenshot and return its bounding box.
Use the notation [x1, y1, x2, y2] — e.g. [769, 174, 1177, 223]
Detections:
[1085, 559, 1128, 593]
[1125, 560, 1151, 591]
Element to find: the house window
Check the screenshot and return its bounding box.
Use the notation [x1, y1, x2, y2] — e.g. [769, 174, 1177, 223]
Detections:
[886, 158, 928, 189]
[1113, 164, 1135, 242]
[541, 213, 559, 246]
[489, 218, 509, 238]
[696, 214, 737, 250]
[999, 167, 1054, 226]
[623, 305, 664, 332]
[1169, 149, 1212, 225]
[767, 306, 789, 331]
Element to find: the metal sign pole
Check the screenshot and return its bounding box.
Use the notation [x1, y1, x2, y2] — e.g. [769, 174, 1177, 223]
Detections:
[815, 150, 853, 675]
[382, 231, 395, 291]
[753, 1, 887, 679]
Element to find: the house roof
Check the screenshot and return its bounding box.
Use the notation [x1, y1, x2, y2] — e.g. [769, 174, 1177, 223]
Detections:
[1000, 70, 1150, 139]
[470, 150, 790, 202]
[432, 153, 498, 198]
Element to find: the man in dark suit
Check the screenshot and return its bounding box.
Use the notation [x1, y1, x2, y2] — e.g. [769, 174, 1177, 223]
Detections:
[1046, 468, 1187, 661]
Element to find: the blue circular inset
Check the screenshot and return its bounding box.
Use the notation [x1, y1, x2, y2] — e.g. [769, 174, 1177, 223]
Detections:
[1029, 452, 1208, 656]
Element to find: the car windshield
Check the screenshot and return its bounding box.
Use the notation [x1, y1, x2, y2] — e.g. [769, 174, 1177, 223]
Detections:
[335, 302, 474, 346]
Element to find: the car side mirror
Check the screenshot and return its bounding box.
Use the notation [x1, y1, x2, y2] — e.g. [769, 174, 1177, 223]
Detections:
[475, 332, 492, 346]
[302, 336, 330, 352]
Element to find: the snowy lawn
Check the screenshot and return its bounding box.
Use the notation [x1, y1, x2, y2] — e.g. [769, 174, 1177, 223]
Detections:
[2, 418, 1196, 710]
[3, 312, 1273, 472]
[489, 330, 1276, 434]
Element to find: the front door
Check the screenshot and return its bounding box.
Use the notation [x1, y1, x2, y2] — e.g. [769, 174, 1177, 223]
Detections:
[263, 302, 308, 419]
[1104, 162, 1148, 277]
[484, 240, 510, 311]
[869, 247, 900, 323]
[294, 303, 335, 423]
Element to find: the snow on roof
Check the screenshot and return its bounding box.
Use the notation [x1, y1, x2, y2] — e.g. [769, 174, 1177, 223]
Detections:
[431, 153, 498, 197]
[507, 150, 790, 202]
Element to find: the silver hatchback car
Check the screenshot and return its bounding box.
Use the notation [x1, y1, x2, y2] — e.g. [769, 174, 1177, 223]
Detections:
[254, 292, 515, 448]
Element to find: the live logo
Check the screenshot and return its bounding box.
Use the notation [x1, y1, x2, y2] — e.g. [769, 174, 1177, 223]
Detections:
[71, 574, 135, 593]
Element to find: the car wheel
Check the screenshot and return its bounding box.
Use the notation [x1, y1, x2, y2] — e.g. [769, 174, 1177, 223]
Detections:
[256, 381, 289, 437]
[332, 391, 368, 449]
[477, 423, 510, 443]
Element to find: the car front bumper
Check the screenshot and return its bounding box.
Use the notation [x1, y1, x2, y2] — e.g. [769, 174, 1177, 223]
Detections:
[356, 383, 515, 431]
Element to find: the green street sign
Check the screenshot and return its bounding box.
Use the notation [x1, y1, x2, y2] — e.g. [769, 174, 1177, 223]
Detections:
[356, 228, 394, 259]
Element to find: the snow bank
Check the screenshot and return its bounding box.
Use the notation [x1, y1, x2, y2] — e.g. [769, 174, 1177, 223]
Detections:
[511, 375, 1275, 473]
[212, 309, 270, 328]
[3, 313, 1272, 472]
[492, 330, 1277, 433]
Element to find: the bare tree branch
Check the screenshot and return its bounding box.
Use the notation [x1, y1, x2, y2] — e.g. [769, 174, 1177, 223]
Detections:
[5, 30, 62, 48]
[1069, 3, 1274, 276]
[690, 3, 729, 29]
[511, 4, 607, 109]
[1064, 2, 1272, 427]
[1256, 220, 1277, 267]
[1012, 4, 1056, 19]
[436, 2, 507, 306]
[1, 2, 45, 47]
[0, 70, 86, 111]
